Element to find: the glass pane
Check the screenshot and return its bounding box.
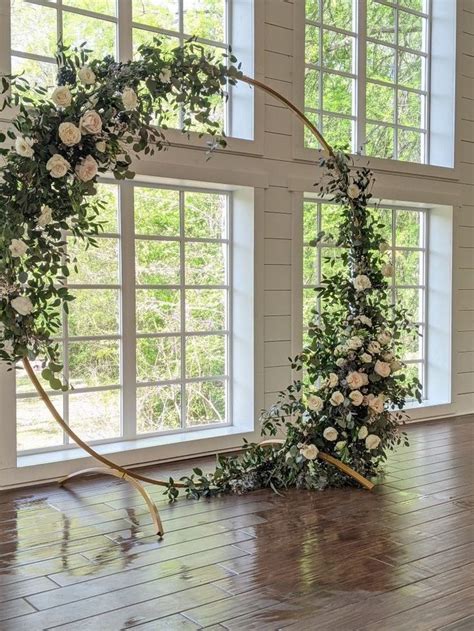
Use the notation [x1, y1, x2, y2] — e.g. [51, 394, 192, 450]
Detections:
[322, 115, 352, 151]
[135, 188, 180, 237]
[306, 0, 319, 21]
[398, 11, 425, 51]
[136, 288, 181, 333]
[68, 238, 119, 285]
[63, 12, 116, 59]
[395, 250, 422, 285]
[305, 24, 320, 65]
[396, 210, 421, 248]
[321, 247, 345, 278]
[133, 28, 179, 66]
[186, 289, 226, 332]
[132, 0, 178, 30]
[398, 51, 422, 90]
[303, 287, 318, 326]
[322, 0, 353, 30]
[367, 0, 395, 43]
[404, 362, 423, 387]
[137, 336, 181, 382]
[322, 30, 354, 73]
[185, 242, 226, 285]
[303, 246, 318, 285]
[374, 207, 394, 243]
[186, 334, 226, 378]
[395, 287, 423, 321]
[398, 129, 423, 163]
[366, 124, 394, 159]
[15, 348, 63, 395]
[305, 68, 320, 110]
[64, 0, 116, 15]
[322, 73, 353, 115]
[321, 203, 344, 237]
[399, 325, 423, 361]
[366, 82, 395, 123]
[398, 90, 424, 128]
[137, 384, 181, 434]
[68, 390, 121, 441]
[399, 0, 425, 11]
[17, 396, 64, 452]
[185, 192, 227, 239]
[11, 1, 57, 57]
[367, 42, 396, 83]
[68, 340, 120, 388]
[186, 380, 226, 427]
[303, 201, 319, 243]
[183, 0, 225, 41]
[68, 289, 119, 336]
[304, 110, 322, 149]
[135, 240, 181, 285]
[11, 57, 57, 94]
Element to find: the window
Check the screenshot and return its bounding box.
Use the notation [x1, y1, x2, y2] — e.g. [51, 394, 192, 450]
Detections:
[304, 0, 430, 163]
[302, 200, 427, 390]
[16, 183, 234, 453]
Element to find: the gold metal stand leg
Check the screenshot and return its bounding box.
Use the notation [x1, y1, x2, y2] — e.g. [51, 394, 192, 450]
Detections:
[59, 467, 164, 536]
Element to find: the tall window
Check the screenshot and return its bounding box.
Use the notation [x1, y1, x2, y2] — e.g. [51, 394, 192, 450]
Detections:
[302, 200, 427, 390]
[304, 0, 430, 163]
[16, 184, 232, 453]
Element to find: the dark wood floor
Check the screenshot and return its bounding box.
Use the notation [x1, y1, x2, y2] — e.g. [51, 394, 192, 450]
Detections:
[0, 416, 473, 630]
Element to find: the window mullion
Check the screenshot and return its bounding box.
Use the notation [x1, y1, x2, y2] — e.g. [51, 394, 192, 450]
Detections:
[117, 0, 133, 62]
[356, 0, 367, 154]
[179, 190, 186, 430]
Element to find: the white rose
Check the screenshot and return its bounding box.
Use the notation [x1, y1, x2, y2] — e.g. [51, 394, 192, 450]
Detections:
[366, 434, 381, 450]
[327, 373, 338, 388]
[158, 68, 172, 83]
[334, 344, 347, 355]
[346, 371, 366, 390]
[382, 263, 394, 277]
[358, 425, 368, 440]
[391, 360, 403, 373]
[11, 295, 33, 316]
[335, 440, 346, 451]
[379, 241, 390, 253]
[96, 140, 106, 153]
[336, 358, 345, 367]
[330, 391, 344, 406]
[323, 427, 338, 441]
[300, 444, 319, 460]
[46, 154, 70, 178]
[368, 395, 384, 414]
[307, 394, 323, 412]
[353, 274, 372, 291]
[349, 390, 364, 406]
[347, 184, 360, 199]
[15, 136, 35, 158]
[79, 110, 102, 135]
[368, 340, 381, 355]
[78, 66, 96, 85]
[374, 360, 391, 378]
[1, 339, 14, 355]
[377, 331, 392, 346]
[51, 86, 72, 108]
[122, 87, 138, 110]
[75, 155, 98, 182]
[358, 315, 372, 327]
[58, 122, 81, 147]
[360, 352, 372, 363]
[383, 352, 394, 362]
[347, 336, 363, 350]
[37, 205, 53, 228]
[9, 239, 28, 258]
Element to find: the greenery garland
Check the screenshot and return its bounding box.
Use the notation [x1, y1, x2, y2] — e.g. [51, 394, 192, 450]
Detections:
[0, 41, 421, 502]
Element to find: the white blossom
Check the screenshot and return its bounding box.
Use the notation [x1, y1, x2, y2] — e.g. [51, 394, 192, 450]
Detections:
[15, 136, 35, 158]
[353, 274, 372, 291]
[327, 372, 338, 388]
[367, 340, 381, 355]
[51, 86, 72, 108]
[346, 371, 367, 390]
[323, 427, 338, 441]
[37, 205, 53, 228]
[377, 331, 392, 346]
[46, 154, 70, 178]
[77, 66, 96, 85]
[80, 110, 102, 135]
[374, 360, 391, 378]
[307, 394, 323, 412]
[382, 263, 394, 277]
[159, 67, 172, 83]
[122, 87, 138, 110]
[300, 444, 319, 460]
[347, 336, 363, 350]
[9, 239, 28, 258]
[75, 155, 99, 182]
[11, 295, 33, 316]
[365, 434, 381, 450]
[360, 352, 372, 363]
[349, 390, 364, 406]
[330, 391, 344, 406]
[347, 184, 360, 199]
[58, 122, 81, 147]
[358, 425, 368, 440]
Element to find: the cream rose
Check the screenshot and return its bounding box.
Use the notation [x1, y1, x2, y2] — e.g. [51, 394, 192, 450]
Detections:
[382, 263, 394, 277]
[15, 135, 35, 158]
[347, 183, 360, 199]
[353, 274, 371, 291]
[96, 140, 107, 153]
[368, 395, 384, 414]
[349, 390, 364, 406]
[75, 155, 98, 182]
[358, 315, 372, 327]
[78, 65, 96, 85]
[336, 358, 345, 367]
[307, 394, 323, 412]
[347, 336, 363, 350]
[366, 434, 381, 450]
[323, 427, 338, 441]
[360, 352, 372, 364]
[346, 371, 366, 390]
[58, 122, 81, 147]
[327, 372, 338, 388]
[11, 295, 33, 316]
[37, 205, 53, 228]
[9, 239, 28, 258]
[391, 360, 403, 373]
[383, 352, 394, 362]
[51, 86, 72, 108]
[334, 344, 347, 355]
[159, 67, 172, 83]
[46, 154, 70, 178]
[122, 87, 138, 110]
[300, 444, 319, 460]
[358, 425, 368, 440]
[379, 241, 390, 253]
[80, 110, 102, 135]
[374, 360, 391, 378]
[330, 391, 344, 406]
[368, 340, 381, 355]
[377, 331, 392, 346]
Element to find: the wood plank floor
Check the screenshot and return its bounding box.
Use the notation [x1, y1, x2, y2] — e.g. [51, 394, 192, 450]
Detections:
[0, 416, 473, 630]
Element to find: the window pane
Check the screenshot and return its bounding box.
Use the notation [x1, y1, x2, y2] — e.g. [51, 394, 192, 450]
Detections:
[11, 1, 57, 57]
[68, 390, 120, 441]
[185, 242, 226, 285]
[322, 73, 353, 116]
[185, 192, 227, 239]
[396, 287, 423, 321]
[322, 0, 354, 30]
[68, 340, 120, 388]
[15, 351, 63, 395]
[132, 0, 179, 30]
[305, 68, 320, 110]
[396, 210, 421, 248]
[322, 30, 354, 73]
[305, 24, 320, 65]
[321, 203, 344, 236]
[367, 42, 396, 83]
[304, 110, 322, 149]
[399, 325, 423, 361]
[374, 208, 394, 243]
[136, 289, 181, 333]
[395, 250, 422, 286]
[64, 0, 116, 16]
[321, 247, 345, 277]
[135, 240, 181, 285]
[63, 12, 117, 59]
[137, 336, 181, 383]
[303, 201, 319, 243]
[366, 124, 394, 159]
[11, 57, 57, 93]
[183, 0, 225, 41]
[17, 396, 64, 452]
[367, 0, 395, 43]
[186, 289, 226, 332]
[303, 246, 318, 285]
[68, 289, 119, 336]
[68, 238, 119, 285]
[186, 335, 226, 378]
[186, 380, 226, 426]
[398, 129, 423, 163]
[398, 11, 425, 51]
[399, 0, 425, 11]
[322, 115, 352, 150]
[367, 82, 395, 123]
[306, 0, 319, 22]
[398, 90, 424, 128]
[303, 288, 318, 326]
[135, 188, 180, 237]
[137, 384, 181, 434]
[398, 51, 422, 90]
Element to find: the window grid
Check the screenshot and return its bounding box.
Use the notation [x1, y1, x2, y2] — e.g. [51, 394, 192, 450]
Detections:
[303, 200, 427, 392]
